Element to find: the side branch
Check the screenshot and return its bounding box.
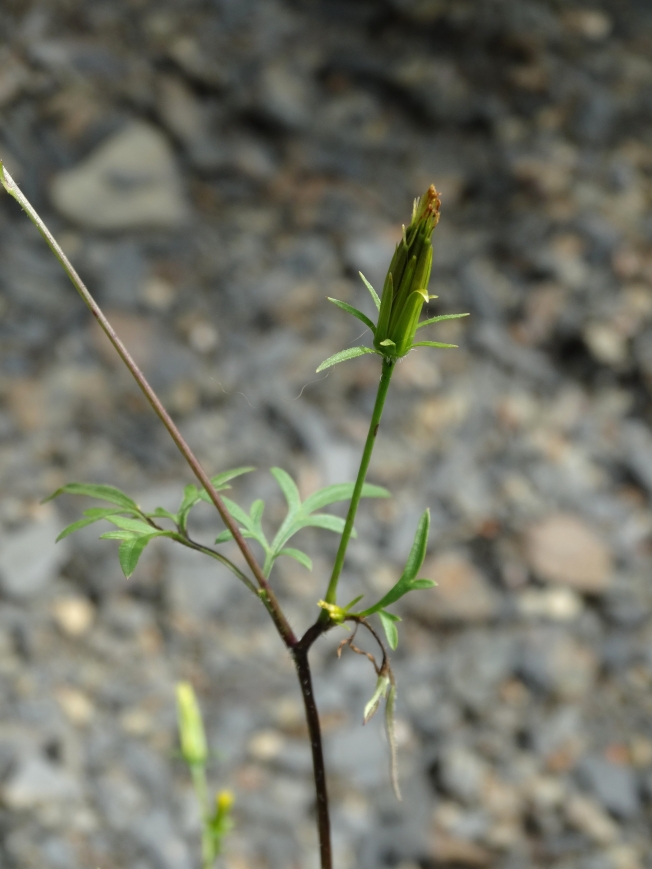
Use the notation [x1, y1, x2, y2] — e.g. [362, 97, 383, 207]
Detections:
[0, 164, 296, 648]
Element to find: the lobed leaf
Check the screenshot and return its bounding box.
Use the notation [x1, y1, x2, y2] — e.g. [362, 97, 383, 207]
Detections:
[316, 346, 377, 373]
[270, 467, 301, 513]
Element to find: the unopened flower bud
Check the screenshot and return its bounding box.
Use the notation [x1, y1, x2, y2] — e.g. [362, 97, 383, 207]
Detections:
[176, 681, 208, 766]
[374, 185, 441, 358]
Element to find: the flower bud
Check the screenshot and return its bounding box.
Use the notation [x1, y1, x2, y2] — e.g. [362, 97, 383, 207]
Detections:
[373, 185, 441, 358]
[176, 681, 208, 767]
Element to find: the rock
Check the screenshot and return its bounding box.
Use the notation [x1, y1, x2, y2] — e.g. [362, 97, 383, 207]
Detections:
[135, 810, 192, 869]
[524, 514, 612, 593]
[437, 746, 489, 804]
[564, 794, 619, 845]
[429, 832, 492, 867]
[50, 122, 188, 231]
[519, 631, 598, 700]
[517, 587, 583, 621]
[405, 551, 499, 624]
[51, 596, 95, 637]
[0, 515, 69, 600]
[577, 756, 640, 820]
[2, 756, 81, 809]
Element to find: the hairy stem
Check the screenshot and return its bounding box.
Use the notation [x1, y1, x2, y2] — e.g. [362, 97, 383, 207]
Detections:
[322, 357, 395, 607]
[0, 164, 296, 648]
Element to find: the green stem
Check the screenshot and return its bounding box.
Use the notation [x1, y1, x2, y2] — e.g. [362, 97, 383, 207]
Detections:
[190, 764, 215, 869]
[322, 357, 395, 607]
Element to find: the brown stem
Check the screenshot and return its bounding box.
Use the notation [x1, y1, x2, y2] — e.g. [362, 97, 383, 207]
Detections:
[294, 620, 333, 869]
[0, 165, 297, 649]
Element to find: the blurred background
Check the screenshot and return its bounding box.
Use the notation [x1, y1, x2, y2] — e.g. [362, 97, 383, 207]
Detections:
[1, 1, 652, 868]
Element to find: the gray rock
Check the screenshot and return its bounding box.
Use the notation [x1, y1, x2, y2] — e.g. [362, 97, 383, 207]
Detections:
[1, 756, 81, 808]
[577, 756, 640, 820]
[50, 122, 188, 231]
[438, 745, 488, 804]
[0, 515, 69, 599]
[135, 810, 192, 869]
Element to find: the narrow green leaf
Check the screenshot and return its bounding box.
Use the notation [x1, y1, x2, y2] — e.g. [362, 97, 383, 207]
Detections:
[328, 298, 376, 334]
[411, 578, 436, 590]
[44, 482, 138, 511]
[270, 468, 301, 513]
[220, 496, 252, 530]
[215, 530, 234, 544]
[148, 507, 178, 522]
[379, 610, 400, 650]
[410, 341, 457, 349]
[316, 346, 377, 373]
[357, 510, 430, 616]
[56, 508, 125, 541]
[363, 674, 390, 724]
[301, 482, 390, 515]
[290, 514, 351, 535]
[398, 509, 429, 585]
[250, 499, 265, 525]
[100, 530, 138, 540]
[105, 515, 160, 536]
[278, 548, 313, 571]
[359, 272, 381, 312]
[210, 467, 255, 489]
[119, 536, 152, 578]
[416, 312, 469, 330]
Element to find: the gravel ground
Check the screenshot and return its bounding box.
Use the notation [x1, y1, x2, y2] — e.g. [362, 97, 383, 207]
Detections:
[2, 2, 652, 868]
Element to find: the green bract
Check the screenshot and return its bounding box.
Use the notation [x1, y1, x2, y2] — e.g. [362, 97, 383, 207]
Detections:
[316, 184, 468, 372]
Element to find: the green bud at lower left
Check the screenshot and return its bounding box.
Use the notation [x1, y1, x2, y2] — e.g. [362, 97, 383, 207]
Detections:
[176, 681, 208, 766]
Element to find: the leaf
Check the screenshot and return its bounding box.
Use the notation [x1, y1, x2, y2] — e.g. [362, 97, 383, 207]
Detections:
[119, 535, 153, 578]
[278, 548, 313, 571]
[215, 530, 234, 544]
[105, 515, 161, 536]
[378, 610, 400, 650]
[359, 272, 381, 311]
[316, 346, 377, 373]
[301, 482, 390, 515]
[100, 530, 139, 540]
[270, 468, 301, 514]
[56, 508, 125, 541]
[417, 312, 469, 330]
[363, 674, 389, 724]
[290, 513, 351, 536]
[210, 467, 255, 489]
[410, 341, 457, 349]
[148, 507, 178, 522]
[328, 298, 376, 334]
[357, 509, 430, 616]
[386, 684, 401, 800]
[221, 496, 269, 552]
[44, 482, 138, 511]
[411, 578, 436, 590]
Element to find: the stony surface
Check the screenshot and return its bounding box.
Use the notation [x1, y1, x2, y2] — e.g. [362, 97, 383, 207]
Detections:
[1, 1, 652, 868]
